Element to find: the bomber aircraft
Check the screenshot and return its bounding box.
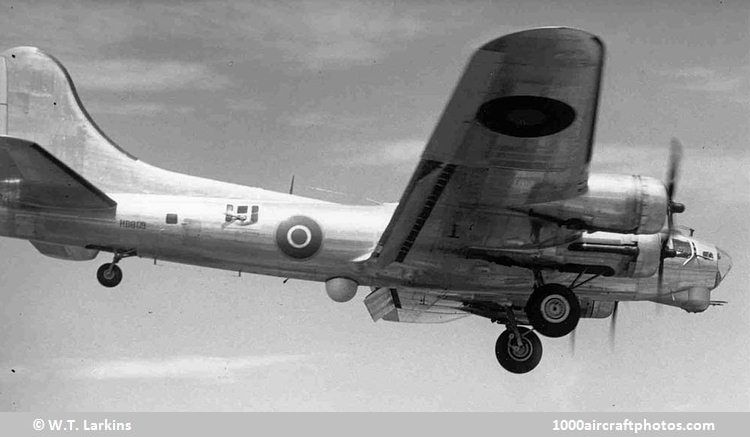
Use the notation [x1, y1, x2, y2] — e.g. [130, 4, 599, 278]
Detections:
[0, 28, 732, 373]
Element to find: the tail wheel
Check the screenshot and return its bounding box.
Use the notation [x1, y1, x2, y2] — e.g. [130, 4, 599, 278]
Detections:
[525, 283, 580, 338]
[495, 327, 542, 374]
[97, 263, 122, 288]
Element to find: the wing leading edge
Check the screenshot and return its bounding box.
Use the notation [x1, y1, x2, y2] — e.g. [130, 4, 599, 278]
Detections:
[373, 27, 605, 267]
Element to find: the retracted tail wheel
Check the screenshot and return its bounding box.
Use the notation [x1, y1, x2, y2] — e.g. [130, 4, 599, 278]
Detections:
[525, 283, 580, 338]
[97, 263, 123, 288]
[495, 327, 542, 374]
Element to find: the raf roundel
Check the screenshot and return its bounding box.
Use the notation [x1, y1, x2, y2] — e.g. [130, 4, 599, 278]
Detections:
[475, 95, 576, 138]
[275, 215, 323, 260]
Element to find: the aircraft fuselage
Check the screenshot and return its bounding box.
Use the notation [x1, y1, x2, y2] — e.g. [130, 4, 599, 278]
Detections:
[0, 194, 395, 283]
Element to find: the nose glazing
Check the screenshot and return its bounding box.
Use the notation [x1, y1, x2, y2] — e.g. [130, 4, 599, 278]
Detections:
[715, 247, 732, 287]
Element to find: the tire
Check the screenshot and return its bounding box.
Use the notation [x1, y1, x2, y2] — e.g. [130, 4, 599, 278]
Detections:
[97, 263, 122, 288]
[495, 327, 542, 374]
[525, 283, 580, 338]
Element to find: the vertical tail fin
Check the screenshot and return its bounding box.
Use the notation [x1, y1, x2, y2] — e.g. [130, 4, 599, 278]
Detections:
[0, 46, 273, 199]
[1, 47, 139, 192]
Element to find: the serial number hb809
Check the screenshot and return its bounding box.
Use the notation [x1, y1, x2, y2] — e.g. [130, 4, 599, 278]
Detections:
[119, 220, 147, 230]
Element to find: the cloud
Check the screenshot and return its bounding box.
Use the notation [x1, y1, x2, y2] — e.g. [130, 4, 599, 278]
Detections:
[71, 59, 231, 92]
[334, 139, 425, 166]
[589, 142, 666, 175]
[87, 101, 196, 117]
[71, 355, 306, 380]
[281, 110, 377, 130]
[0, 2, 139, 55]
[224, 97, 267, 113]
[659, 66, 746, 93]
[253, 1, 427, 70]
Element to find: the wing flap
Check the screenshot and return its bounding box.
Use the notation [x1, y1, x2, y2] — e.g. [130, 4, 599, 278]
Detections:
[364, 287, 398, 321]
[364, 287, 469, 324]
[0, 135, 116, 214]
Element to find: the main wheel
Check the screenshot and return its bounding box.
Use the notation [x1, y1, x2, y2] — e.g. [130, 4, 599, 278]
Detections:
[525, 283, 580, 338]
[495, 327, 542, 374]
[97, 263, 122, 288]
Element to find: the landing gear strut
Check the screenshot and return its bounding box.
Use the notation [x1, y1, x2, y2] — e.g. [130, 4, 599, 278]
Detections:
[495, 306, 542, 374]
[525, 283, 581, 338]
[96, 250, 135, 288]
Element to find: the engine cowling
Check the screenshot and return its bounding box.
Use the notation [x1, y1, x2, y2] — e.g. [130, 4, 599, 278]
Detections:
[524, 173, 667, 234]
[559, 232, 661, 278]
[325, 277, 359, 303]
[629, 233, 662, 278]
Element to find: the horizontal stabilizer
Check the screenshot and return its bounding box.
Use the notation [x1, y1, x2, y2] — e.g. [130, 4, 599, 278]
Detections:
[0, 136, 116, 214]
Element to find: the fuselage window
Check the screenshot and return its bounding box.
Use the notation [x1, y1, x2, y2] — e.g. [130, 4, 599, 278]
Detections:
[672, 239, 692, 258]
[166, 213, 178, 224]
[237, 205, 248, 214]
[250, 205, 259, 224]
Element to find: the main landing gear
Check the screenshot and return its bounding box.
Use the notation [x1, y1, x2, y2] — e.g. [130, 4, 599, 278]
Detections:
[494, 282, 582, 374]
[525, 283, 581, 338]
[495, 307, 543, 374]
[96, 250, 136, 288]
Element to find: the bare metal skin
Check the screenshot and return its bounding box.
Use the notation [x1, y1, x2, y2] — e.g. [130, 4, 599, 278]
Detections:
[0, 28, 732, 373]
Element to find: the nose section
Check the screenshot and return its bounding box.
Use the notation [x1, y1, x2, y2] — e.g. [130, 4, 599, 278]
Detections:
[715, 247, 732, 287]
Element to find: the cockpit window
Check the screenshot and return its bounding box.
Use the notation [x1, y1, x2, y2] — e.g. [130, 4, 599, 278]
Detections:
[672, 238, 692, 258]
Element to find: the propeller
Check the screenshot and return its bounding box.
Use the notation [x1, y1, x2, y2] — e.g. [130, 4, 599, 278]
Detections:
[657, 138, 685, 297]
[570, 329, 576, 356]
[576, 140, 685, 353]
[665, 138, 685, 229]
[609, 301, 619, 350]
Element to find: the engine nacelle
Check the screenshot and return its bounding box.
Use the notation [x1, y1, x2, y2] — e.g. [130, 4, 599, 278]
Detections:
[562, 232, 661, 278]
[630, 233, 662, 278]
[524, 173, 667, 234]
[325, 277, 359, 303]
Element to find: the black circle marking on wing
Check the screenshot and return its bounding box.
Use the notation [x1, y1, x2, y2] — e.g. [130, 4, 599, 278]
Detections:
[275, 215, 323, 260]
[475, 95, 575, 138]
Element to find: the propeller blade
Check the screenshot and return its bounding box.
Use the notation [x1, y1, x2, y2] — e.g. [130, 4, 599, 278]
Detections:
[570, 329, 576, 356]
[666, 138, 683, 201]
[658, 237, 666, 295]
[609, 301, 619, 350]
[658, 138, 683, 301]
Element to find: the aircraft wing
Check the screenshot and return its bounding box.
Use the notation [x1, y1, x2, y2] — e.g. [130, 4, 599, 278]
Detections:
[373, 28, 604, 267]
[0, 136, 116, 215]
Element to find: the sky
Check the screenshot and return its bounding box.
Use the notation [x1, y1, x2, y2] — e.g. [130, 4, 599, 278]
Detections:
[0, 0, 749, 411]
